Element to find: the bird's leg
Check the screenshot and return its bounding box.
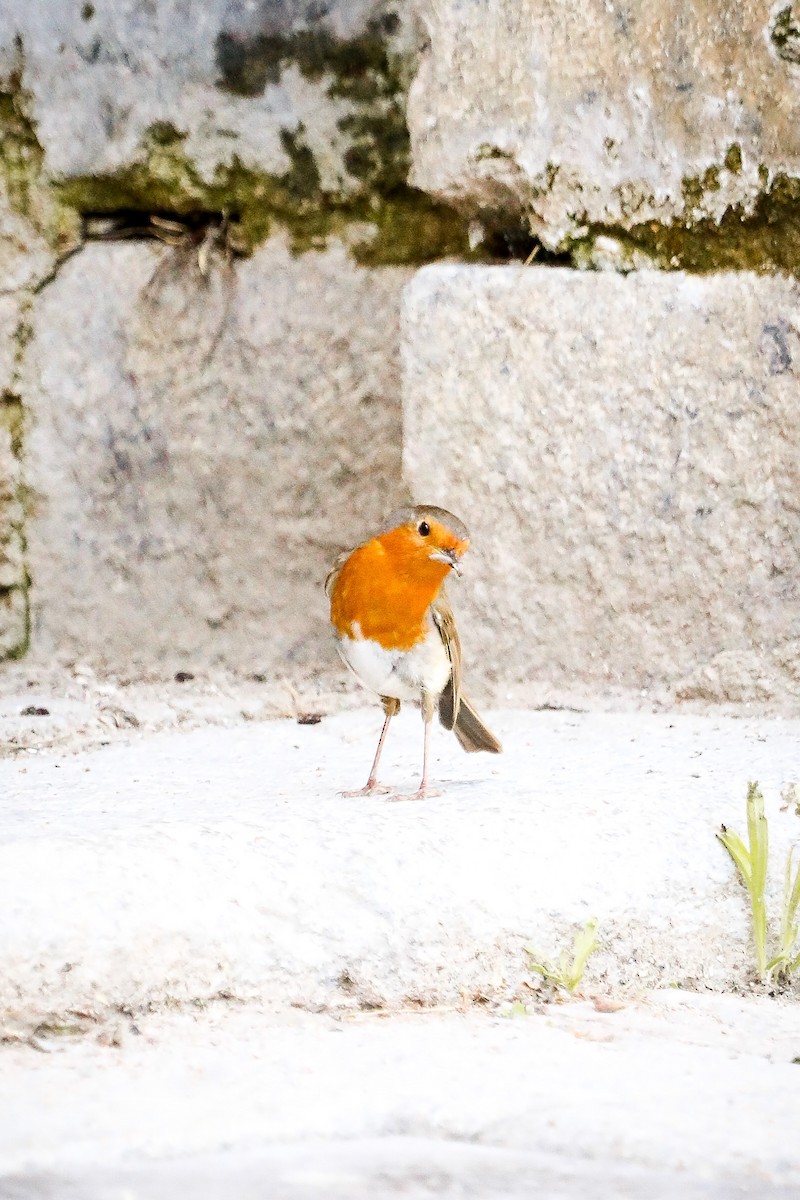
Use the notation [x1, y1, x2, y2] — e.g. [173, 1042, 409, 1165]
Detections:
[392, 693, 441, 802]
[341, 698, 398, 797]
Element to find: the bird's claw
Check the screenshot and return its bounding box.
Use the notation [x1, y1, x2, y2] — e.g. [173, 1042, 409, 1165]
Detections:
[340, 782, 393, 798]
[389, 787, 441, 803]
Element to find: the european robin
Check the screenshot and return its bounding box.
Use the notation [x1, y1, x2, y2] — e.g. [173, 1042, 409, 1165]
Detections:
[325, 504, 501, 800]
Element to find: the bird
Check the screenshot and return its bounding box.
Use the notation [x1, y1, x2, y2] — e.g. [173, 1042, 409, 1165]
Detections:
[325, 504, 501, 800]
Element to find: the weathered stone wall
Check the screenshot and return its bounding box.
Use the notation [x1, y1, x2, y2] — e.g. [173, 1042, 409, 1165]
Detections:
[23, 236, 410, 672]
[410, 0, 800, 271]
[3, 0, 800, 708]
[3, 0, 467, 262]
[0, 0, 466, 668]
[403, 266, 800, 708]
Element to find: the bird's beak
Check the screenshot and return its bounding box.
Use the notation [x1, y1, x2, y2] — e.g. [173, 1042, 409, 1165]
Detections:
[430, 547, 463, 577]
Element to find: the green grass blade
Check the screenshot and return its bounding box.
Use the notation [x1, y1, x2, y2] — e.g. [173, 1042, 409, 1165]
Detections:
[566, 919, 600, 992]
[527, 959, 551, 981]
[776, 849, 800, 974]
[717, 827, 752, 886]
[718, 784, 769, 979]
[525, 920, 600, 995]
[746, 783, 769, 979]
[785, 848, 800, 928]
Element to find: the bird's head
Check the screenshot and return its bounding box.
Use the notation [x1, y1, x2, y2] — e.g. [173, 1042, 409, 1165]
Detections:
[377, 505, 470, 582]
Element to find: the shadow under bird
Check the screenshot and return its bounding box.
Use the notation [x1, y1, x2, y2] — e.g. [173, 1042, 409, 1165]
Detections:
[326, 504, 501, 800]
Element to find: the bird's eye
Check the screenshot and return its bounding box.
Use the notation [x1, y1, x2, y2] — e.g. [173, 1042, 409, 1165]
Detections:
[418, 521, 431, 537]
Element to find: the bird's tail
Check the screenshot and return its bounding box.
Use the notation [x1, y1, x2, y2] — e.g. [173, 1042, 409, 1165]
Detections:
[440, 684, 502, 754]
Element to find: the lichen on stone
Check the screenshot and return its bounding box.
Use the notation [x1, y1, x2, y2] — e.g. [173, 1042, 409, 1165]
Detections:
[0, 391, 22, 459]
[769, 5, 800, 64]
[725, 144, 743, 175]
[214, 15, 409, 101]
[57, 117, 476, 265]
[0, 52, 79, 253]
[511, 146, 800, 274]
[589, 171, 800, 274]
[52, 13, 477, 265]
[0, 390, 28, 659]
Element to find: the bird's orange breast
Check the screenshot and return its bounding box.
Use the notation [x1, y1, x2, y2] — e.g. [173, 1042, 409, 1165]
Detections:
[330, 529, 453, 652]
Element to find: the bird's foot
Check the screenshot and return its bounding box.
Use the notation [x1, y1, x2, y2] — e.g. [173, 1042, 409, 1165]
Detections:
[390, 786, 442, 803]
[340, 781, 392, 798]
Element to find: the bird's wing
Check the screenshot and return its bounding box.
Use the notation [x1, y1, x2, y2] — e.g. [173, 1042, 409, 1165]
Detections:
[324, 550, 350, 599]
[431, 588, 462, 729]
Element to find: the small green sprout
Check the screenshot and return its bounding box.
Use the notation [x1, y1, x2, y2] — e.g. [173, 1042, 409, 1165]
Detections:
[526, 919, 600, 994]
[718, 781, 800, 981]
[718, 782, 769, 978]
[507, 1000, 529, 1017]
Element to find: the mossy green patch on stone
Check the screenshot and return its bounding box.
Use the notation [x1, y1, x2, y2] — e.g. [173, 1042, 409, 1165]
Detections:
[0, 60, 79, 253]
[57, 118, 478, 264]
[0, 391, 29, 661]
[584, 174, 800, 274]
[507, 148, 800, 274]
[682, 164, 722, 215]
[725, 144, 743, 175]
[56, 125, 279, 252]
[199, 11, 465, 260]
[278, 127, 323, 204]
[769, 4, 800, 64]
[349, 191, 477, 266]
[215, 15, 406, 99]
[0, 84, 43, 219]
[0, 581, 30, 660]
[0, 12, 475, 265]
[212, 13, 413, 199]
[0, 392, 23, 458]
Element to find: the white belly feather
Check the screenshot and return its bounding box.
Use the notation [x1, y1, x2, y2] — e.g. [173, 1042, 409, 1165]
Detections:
[336, 621, 451, 703]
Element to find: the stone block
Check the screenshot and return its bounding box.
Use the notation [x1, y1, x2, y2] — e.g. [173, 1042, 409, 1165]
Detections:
[403, 265, 800, 708]
[3, 0, 409, 184]
[23, 236, 411, 672]
[409, 0, 800, 262]
[0, 0, 469, 264]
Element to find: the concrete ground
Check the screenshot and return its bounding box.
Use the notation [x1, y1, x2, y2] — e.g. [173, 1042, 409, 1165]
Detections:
[2, 994, 800, 1198]
[1, 682, 799, 1196]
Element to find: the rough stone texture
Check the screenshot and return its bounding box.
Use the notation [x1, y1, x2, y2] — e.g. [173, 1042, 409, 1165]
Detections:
[0, 53, 68, 658]
[1, 0, 411, 190]
[0, 200, 54, 657]
[0, 310, 27, 656]
[403, 266, 800, 708]
[22, 237, 410, 672]
[0, 0, 475, 268]
[0, 419, 22, 590]
[408, 0, 800, 253]
[1, 709, 798, 1023]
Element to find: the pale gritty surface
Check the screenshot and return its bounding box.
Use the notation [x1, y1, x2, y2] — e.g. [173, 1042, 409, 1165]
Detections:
[1, 994, 800, 1196]
[1, 708, 799, 1195]
[1, 708, 799, 1024]
[403, 265, 800, 707]
[22, 238, 410, 672]
[410, 0, 800, 244]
